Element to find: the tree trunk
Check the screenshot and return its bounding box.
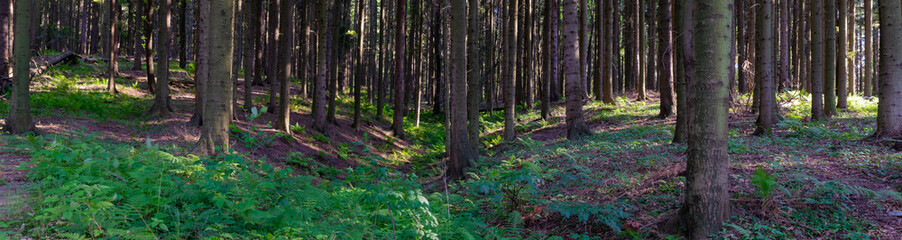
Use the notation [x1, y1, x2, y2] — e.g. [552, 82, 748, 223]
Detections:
[467, 0, 481, 150]
[189, 0, 209, 126]
[178, 0, 187, 69]
[149, 0, 173, 117]
[837, 0, 848, 109]
[132, 0, 143, 71]
[392, 0, 406, 138]
[244, 0, 260, 112]
[267, 0, 280, 109]
[542, 0, 554, 119]
[447, 0, 476, 180]
[864, 0, 873, 97]
[875, 0, 902, 138]
[0, 0, 10, 78]
[602, 0, 613, 104]
[593, 0, 602, 101]
[194, 0, 234, 155]
[353, 0, 366, 129]
[657, 0, 673, 118]
[645, 0, 656, 92]
[503, 0, 518, 141]
[779, 0, 789, 92]
[810, 0, 825, 120]
[313, 0, 328, 131]
[683, 0, 730, 238]
[824, 0, 837, 117]
[635, 0, 645, 100]
[564, 0, 591, 140]
[4, 0, 36, 134]
[275, 0, 292, 132]
[106, 0, 119, 93]
[144, 0, 156, 94]
[755, 0, 776, 134]
[672, 0, 692, 144]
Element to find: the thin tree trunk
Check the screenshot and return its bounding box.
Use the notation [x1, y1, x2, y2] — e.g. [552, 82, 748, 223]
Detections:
[392, 0, 406, 138]
[755, 0, 777, 134]
[0, 0, 10, 78]
[107, 0, 119, 93]
[810, 0, 825, 120]
[602, 0, 613, 104]
[179, 0, 187, 68]
[467, 0, 481, 149]
[313, 0, 328, 131]
[503, 0, 518, 141]
[244, 0, 260, 112]
[864, 0, 873, 97]
[657, 0, 673, 118]
[353, 0, 366, 129]
[189, 0, 208, 126]
[132, 0, 144, 71]
[145, 0, 156, 94]
[149, 0, 173, 117]
[275, 0, 292, 131]
[541, 0, 553, 119]
[824, 0, 837, 116]
[672, 0, 692, 144]
[837, 0, 848, 109]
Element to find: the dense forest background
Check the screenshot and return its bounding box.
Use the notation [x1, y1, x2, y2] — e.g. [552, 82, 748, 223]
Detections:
[1, 0, 902, 239]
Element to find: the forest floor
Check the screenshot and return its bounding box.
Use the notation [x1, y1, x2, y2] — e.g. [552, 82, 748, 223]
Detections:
[0, 55, 901, 239]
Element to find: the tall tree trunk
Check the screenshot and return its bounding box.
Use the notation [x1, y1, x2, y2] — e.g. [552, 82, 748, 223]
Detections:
[683, 0, 730, 237]
[353, 0, 366, 129]
[4, 0, 36, 134]
[864, 0, 873, 97]
[593, 0, 602, 101]
[189, 0, 209, 126]
[810, 0, 825, 120]
[132, 0, 143, 71]
[313, 0, 328, 131]
[392, 0, 406, 138]
[150, 0, 173, 117]
[824, 0, 837, 116]
[778, 0, 789, 92]
[837, 0, 848, 109]
[672, 0, 692, 144]
[755, 0, 776, 134]
[645, 0, 656, 92]
[244, 0, 260, 112]
[267, 0, 281, 110]
[275, 0, 292, 131]
[875, 0, 902, 138]
[602, 0, 613, 104]
[178, 0, 187, 68]
[144, 0, 156, 94]
[448, 0, 476, 179]
[578, 0, 587, 99]
[737, 0, 747, 93]
[106, 0, 119, 93]
[194, 0, 234, 155]
[541, 0, 553, 119]
[503, 0, 518, 141]
[0, 0, 10, 78]
[564, 0, 591, 140]
[657, 0, 673, 118]
[635, 0, 645, 100]
[467, 0, 481, 149]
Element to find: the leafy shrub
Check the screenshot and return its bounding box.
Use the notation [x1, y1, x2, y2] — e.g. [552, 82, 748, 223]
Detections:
[15, 136, 487, 239]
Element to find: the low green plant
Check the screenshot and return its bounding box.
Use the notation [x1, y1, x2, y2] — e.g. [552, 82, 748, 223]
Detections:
[230, 107, 276, 149]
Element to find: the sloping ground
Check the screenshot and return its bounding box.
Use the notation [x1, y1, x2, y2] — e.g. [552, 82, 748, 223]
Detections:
[478, 95, 902, 238]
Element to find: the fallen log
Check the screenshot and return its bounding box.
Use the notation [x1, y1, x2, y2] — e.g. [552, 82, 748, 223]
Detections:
[46, 51, 79, 67]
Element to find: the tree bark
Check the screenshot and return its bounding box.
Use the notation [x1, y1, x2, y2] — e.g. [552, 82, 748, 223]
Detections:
[837, 0, 848, 109]
[392, 0, 406, 138]
[106, 0, 119, 93]
[132, 0, 143, 71]
[755, 0, 777, 134]
[467, 0, 481, 149]
[313, 0, 328, 131]
[149, 0, 173, 117]
[541, 0, 553, 119]
[811, 0, 825, 120]
[0, 0, 10, 78]
[564, 0, 591, 140]
[448, 0, 476, 180]
[144, 0, 156, 94]
[875, 0, 902, 138]
[194, 0, 234, 155]
[244, 0, 260, 112]
[189, 0, 209, 126]
[275, 0, 293, 132]
[4, 0, 36, 134]
[503, 0, 518, 141]
[672, 0, 692, 144]
[864, 0, 873, 97]
[657, 0, 673, 118]
[824, 0, 837, 117]
[602, 0, 613, 104]
[683, 0, 731, 238]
